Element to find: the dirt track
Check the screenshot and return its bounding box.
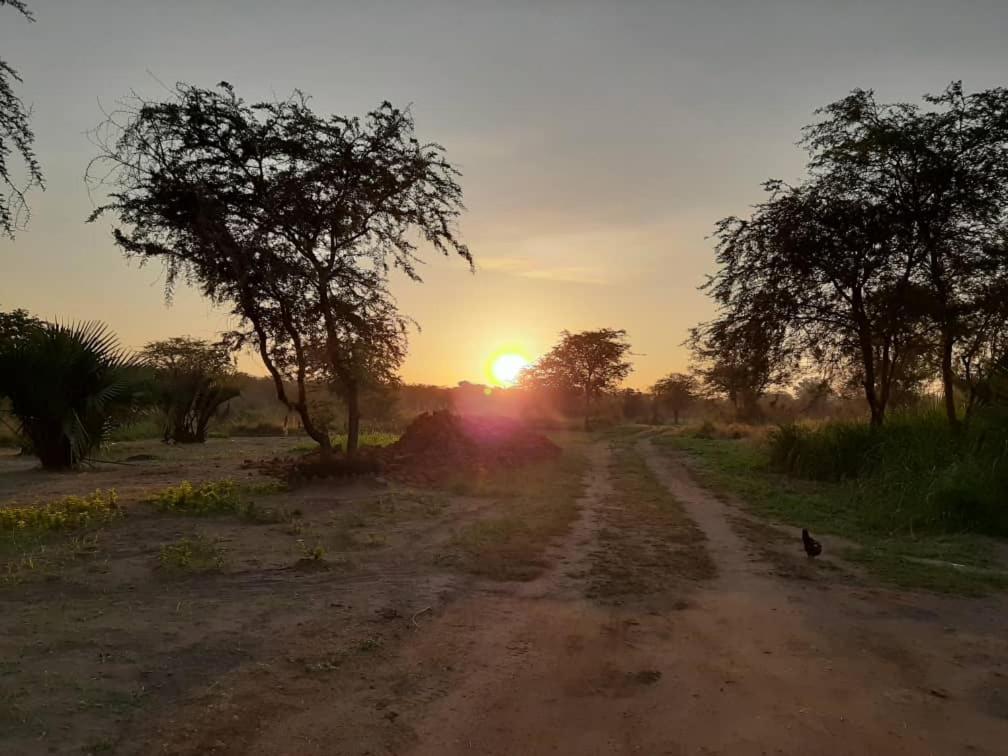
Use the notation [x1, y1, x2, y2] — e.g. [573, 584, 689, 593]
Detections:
[392, 440, 1008, 755]
[3, 438, 1008, 755]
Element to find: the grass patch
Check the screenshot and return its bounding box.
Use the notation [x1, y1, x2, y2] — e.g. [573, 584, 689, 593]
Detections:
[287, 431, 400, 455]
[586, 438, 715, 601]
[437, 439, 589, 580]
[147, 480, 293, 523]
[0, 490, 121, 533]
[767, 410, 1008, 536]
[158, 536, 226, 573]
[654, 432, 1008, 594]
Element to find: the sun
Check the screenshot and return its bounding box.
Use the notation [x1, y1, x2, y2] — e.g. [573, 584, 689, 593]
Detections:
[490, 352, 529, 387]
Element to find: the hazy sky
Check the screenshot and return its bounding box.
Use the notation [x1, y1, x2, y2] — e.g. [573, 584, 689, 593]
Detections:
[2, 1, 1006, 387]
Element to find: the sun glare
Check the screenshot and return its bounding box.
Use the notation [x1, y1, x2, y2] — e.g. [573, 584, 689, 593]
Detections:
[490, 353, 529, 386]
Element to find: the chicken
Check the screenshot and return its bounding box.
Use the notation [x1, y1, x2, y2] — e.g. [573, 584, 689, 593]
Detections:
[801, 528, 822, 557]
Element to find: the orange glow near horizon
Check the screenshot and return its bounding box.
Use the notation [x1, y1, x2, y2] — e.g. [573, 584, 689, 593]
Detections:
[486, 350, 530, 387]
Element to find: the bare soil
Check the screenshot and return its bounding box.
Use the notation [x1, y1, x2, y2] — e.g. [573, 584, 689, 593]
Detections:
[1, 436, 1006, 755]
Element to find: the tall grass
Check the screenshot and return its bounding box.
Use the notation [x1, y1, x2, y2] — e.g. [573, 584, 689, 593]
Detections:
[768, 406, 1008, 536]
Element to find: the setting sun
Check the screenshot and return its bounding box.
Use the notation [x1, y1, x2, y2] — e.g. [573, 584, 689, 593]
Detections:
[489, 352, 529, 386]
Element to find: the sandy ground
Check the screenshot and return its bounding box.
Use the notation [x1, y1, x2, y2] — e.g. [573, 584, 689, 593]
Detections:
[392, 440, 1008, 756]
[1, 437, 1006, 755]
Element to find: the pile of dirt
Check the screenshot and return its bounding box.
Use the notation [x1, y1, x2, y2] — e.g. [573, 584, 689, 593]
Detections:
[384, 411, 561, 484]
[242, 450, 383, 483]
[244, 411, 561, 486]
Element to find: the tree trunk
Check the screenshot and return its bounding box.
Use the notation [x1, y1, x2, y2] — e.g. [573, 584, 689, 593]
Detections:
[940, 327, 959, 429]
[856, 326, 884, 426]
[673, 409, 680, 425]
[346, 384, 361, 457]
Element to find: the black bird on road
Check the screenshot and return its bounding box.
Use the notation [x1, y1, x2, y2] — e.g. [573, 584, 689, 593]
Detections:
[802, 528, 822, 558]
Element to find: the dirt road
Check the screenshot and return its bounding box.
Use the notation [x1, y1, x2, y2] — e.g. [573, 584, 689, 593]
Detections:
[4, 437, 1007, 755]
[392, 440, 1008, 755]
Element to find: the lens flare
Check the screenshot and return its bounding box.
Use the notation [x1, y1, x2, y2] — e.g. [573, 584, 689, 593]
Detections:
[490, 353, 529, 386]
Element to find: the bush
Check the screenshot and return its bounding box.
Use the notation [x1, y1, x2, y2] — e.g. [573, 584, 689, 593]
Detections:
[766, 408, 1008, 536]
[148, 479, 292, 522]
[0, 321, 149, 468]
[141, 337, 241, 444]
[0, 490, 121, 532]
[227, 421, 289, 437]
[158, 536, 226, 572]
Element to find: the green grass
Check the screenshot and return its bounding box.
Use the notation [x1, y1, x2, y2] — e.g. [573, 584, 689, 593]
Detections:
[654, 432, 1008, 594]
[437, 437, 589, 580]
[287, 430, 400, 454]
[105, 416, 163, 442]
[147, 479, 293, 523]
[158, 536, 226, 573]
[767, 409, 1008, 536]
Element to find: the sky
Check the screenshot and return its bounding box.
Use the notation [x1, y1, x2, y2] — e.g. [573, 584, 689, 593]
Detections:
[2, 0, 1007, 388]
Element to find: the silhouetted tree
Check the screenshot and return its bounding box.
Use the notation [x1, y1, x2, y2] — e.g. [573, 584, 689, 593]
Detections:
[235, 269, 411, 453]
[0, 306, 44, 449]
[88, 82, 470, 456]
[141, 337, 240, 443]
[802, 83, 1008, 427]
[619, 388, 651, 423]
[700, 83, 1008, 427]
[0, 0, 43, 236]
[0, 306, 42, 351]
[521, 329, 632, 429]
[689, 307, 790, 422]
[651, 372, 696, 424]
[705, 182, 926, 425]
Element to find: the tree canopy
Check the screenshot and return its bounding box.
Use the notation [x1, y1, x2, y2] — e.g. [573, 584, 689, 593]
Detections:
[0, 0, 43, 237]
[88, 82, 470, 453]
[697, 83, 1008, 426]
[521, 329, 633, 426]
[651, 372, 697, 424]
[141, 337, 240, 443]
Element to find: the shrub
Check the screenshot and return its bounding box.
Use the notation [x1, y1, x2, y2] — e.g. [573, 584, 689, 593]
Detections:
[0, 321, 149, 468]
[158, 536, 226, 572]
[141, 337, 240, 444]
[766, 408, 1008, 536]
[148, 479, 291, 522]
[0, 490, 121, 533]
[228, 421, 289, 437]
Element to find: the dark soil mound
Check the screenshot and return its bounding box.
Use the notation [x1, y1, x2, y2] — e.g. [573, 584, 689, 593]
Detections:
[385, 411, 561, 484]
[245, 411, 560, 486]
[243, 450, 383, 483]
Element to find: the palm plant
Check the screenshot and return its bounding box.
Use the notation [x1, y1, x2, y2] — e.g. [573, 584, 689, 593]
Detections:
[0, 321, 149, 468]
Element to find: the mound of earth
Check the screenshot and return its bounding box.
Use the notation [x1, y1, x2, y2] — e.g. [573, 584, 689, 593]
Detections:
[385, 411, 561, 484]
[244, 411, 560, 485]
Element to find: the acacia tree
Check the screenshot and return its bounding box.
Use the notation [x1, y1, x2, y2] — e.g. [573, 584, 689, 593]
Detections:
[88, 82, 470, 455]
[0, 306, 42, 349]
[233, 268, 411, 453]
[322, 282, 409, 453]
[651, 372, 696, 424]
[689, 304, 791, 422]
[521, 329, 632, 428]
[141, 337, 240, 443]
[699, 83, 1008, 427]
[1, 0, 43, 236]
[802, 83, 1008, 427]
[0, 307, 44, 449]
[703, 181, 925, 425]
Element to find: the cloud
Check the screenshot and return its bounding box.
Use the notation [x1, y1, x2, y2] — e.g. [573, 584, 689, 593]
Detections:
[477, 256, 609, 285]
